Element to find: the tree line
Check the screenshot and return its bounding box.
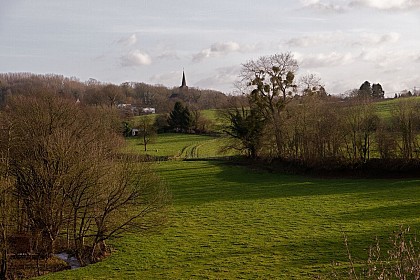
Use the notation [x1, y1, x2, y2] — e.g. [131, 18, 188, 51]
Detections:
[223, 53, 420, 171]
[0, 73, 236, 114]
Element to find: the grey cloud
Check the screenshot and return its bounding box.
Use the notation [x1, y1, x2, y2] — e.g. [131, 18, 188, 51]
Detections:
[286, 32, 345, 47]
[149, 71, 180, 86]
[286, 32, 399, 48]
[156, 51, 180, 60]
[298, 52, 355, 68]
[353, 32, 400, 46]
[300, 0, 347, 12]
[120, 50, 152, 67]
[301, 0, 420, 12]
[192, 42, 243, 62]
[358, 49, 420, 68]
[195, 66, 240, 91]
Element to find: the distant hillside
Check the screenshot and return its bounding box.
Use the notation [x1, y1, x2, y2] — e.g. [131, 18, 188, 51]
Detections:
[375, 96, 420, 120]
[0, 73, 243, 113]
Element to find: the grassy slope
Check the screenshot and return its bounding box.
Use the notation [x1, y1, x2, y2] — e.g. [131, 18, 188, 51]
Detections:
[40, 159, 420, 279]
[123, 133, 236, 158]
[374, 96, 420, 120]
[199, 109, 222, 122]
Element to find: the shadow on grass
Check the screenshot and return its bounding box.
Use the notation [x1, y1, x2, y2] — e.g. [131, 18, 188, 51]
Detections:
[340, 203, 420, 222]
[171, 160, 420, 206]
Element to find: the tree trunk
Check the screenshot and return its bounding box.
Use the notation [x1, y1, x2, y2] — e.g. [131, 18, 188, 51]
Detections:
[271, 112, 283, 158]
[0, 233, 7, 280]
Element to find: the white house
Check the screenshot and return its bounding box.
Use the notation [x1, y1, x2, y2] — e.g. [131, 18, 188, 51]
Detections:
[142, 107, 156, 114]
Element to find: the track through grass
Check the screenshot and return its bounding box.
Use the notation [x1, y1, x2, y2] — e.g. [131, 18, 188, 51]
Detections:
[123, 133, 236, 159]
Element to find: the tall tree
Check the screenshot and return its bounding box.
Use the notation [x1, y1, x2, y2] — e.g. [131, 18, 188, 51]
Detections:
[168, 101, 193, 133]
[358, 81, 372, 98]
[136, 115, 157, 151]
[168, 101, 184, 132]
[180, 105, 193, 132]
[239, 52, 298, 157]
[371, 83, 385, 99]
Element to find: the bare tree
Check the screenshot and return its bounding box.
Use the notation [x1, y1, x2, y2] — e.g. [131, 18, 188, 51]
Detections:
[102, 84, 124, 107]
[0, 112, 13, 280]
[299, 73, 327, 97]
[391, 100, 420, 159]
[136, 115, 157, 151]
[342, 100, 379, 162]
[1, 92, 169, 265]
[239, 52, 299, 157]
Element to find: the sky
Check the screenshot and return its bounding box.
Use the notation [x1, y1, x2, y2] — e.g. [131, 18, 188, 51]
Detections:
[1, 0, 419, 96]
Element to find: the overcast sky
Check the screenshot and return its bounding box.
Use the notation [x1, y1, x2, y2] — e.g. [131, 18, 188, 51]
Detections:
[1, 0, 419, 96]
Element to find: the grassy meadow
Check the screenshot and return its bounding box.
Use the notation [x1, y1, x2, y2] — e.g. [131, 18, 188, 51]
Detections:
[374, 96, 420, 120]
[39, 132, 420, 279]
[123, 133, 237, 159]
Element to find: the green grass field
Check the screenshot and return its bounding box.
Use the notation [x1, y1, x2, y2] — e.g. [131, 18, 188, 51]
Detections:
[199, 109, 223, 122]
[39, 132, 420, 279]
[374, 96, 420, 120]
[123, 133, 237, 159]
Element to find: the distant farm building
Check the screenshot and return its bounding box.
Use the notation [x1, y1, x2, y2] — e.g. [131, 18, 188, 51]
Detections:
[131, 128, 139, 136]
[141, 107, 156, 114]
[117, 103, 139, 115]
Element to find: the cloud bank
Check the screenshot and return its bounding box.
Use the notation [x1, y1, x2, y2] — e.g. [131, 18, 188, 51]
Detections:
[286, 31, 400, 48]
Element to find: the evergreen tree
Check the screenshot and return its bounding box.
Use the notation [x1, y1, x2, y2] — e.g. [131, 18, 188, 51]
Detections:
[223, 107, 265, 159]
[168, 101, 193, 132]
[358, 81, 372, 98]
[372, 83, 385, 99]
[180, 105, 193, 132]
[168, 101, 184, 132]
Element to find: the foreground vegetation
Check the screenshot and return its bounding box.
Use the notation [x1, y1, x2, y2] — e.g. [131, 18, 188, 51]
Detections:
[0, 93, 169, 279]
[37, 132, 420, 279]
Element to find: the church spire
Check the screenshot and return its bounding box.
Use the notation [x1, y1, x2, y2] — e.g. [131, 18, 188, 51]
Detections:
[181, 70, 187, 87]
[179, 70, 188, 91]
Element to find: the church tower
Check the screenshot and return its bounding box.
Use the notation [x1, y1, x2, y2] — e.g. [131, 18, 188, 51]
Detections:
[179, 70, 188, 92]
[169, 70, 189, 100]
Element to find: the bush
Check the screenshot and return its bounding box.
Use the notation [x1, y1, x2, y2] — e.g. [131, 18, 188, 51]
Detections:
[328, 227, 420, 280]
